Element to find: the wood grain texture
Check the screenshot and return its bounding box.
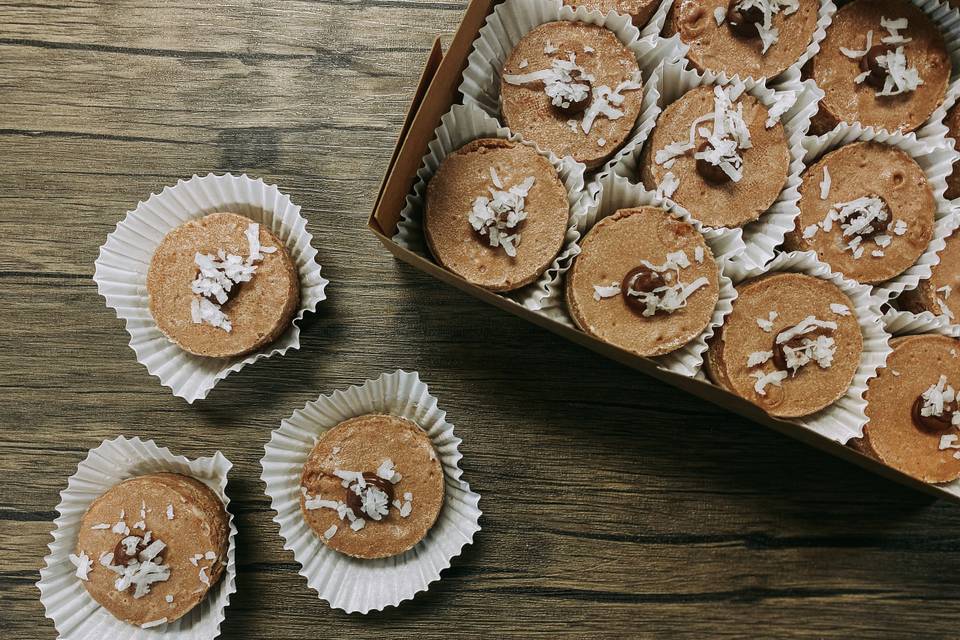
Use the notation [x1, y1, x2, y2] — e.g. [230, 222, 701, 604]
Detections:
[2, 1, 960, 638]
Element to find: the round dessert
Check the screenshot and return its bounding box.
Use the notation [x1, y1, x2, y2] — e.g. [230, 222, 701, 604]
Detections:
[785, 141, 935, 286]
[500, 21, 644, 169]
[299, 414, 445, 560]
[73, 473, 230, 628]
[147, 212, 300, 358]
[640, 84, 790, 228]
[424, 138, 570, 292]
[809, 0, 950, 134]
[565, 207, 720, 357]
[705, 272, 863, 418]
[861, 334, 960, 483]
[897, 228, 960, 321]
[665, 0, 820, 80]
[944, 101, 960, 200]
[562, 0, 661, 28]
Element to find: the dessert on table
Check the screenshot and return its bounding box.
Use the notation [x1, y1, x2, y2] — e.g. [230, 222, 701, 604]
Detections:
[897, 228, 960, 322]
[72, 473, 230, 629]
[858, 334, 960, 483]
[666, 0, 821, 80]
[299, 414, 446, 560]
[565, 207, 720, 357]
[562, 0, 661, 29]
[785, 141, 935, 286]
[808, 0, 950, 133]
[500, 20, 644, 169]
[639, 83, 790, 228]
[147, 211, 300, 358]
[705, 272, 862, 418]
[424, 138, 570, 291]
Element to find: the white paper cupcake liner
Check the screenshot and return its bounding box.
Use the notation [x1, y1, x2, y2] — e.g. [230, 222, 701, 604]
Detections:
[458, 0, 683, 178]
[916, 77, 960, 150]
[611, 63, 820, 270]
[93, 174, 329, 404]
[542, 171, 740, 377]
[720, 250, 891, 444]
[260, 370, 482, 615]
[393, 103, 589, 311]
[639, 0, 674, 39]
[804, 0, 960, 138]
[801, 121, 959, 301]
[37, 437, 237, 640]
[882, 306, 960, 338]
[671, 0, 836, 87]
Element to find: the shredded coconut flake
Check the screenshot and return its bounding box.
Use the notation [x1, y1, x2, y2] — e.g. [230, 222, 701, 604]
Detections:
[808, 196, 898, 258]
[751, 369, 789, 395]
[504, 52, 593, 112]
[730, 0, 800, 54]
[747, 351, 774, 367]
[819, 166, 831, 200]
[468, 169, 535, 258]
[919, 375, 960, 425]
[69, 551, 93, 581]
[141, 618, 167, 629]
[166, 504, 174, 520]
[597, 251, 710, 318]
[757, 310, 778, 332]
[830, 303, 850, 316]
[165, 594, 174, 603]
[714, 6, 726, 24]
[593, 283, 621, 301]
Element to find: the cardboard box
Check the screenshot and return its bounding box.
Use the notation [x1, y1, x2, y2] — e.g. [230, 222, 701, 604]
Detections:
[368, 0, 956, 502]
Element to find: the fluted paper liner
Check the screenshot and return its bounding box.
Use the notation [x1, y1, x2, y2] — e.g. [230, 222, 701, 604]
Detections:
[801, 122, 958, 301]
[612, 63, 821, 270]
[916, 78, 960, 151]
[37, 437, 237, 639]
[543, 171, 740, 377]
[260, 370, 482, 615]
[93, 173, 329, 403]
[394, 103, 589, 310]
[882, 307, 960, 338]
[458, 0, 683, 178]
[721, 251, 891, 444]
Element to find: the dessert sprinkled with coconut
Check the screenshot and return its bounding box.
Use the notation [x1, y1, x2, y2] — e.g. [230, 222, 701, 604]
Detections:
[190, 222, 277, 332]
[746, 316, 839, 392]
[504, 52, 641, 136]
[803, 195, 903, 259]
[103, 530, 171, 599]
[655, 84, 768, 193]
[468, 167, 535, 258]
[592, 250, 710, 317]
[842, 17, 923, 97]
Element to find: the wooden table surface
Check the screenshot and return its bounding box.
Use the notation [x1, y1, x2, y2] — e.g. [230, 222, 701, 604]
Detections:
[3, 1, 960, 638]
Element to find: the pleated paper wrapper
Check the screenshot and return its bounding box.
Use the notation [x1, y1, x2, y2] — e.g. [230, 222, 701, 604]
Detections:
[37, 437, 237, 640]
[93, 173, 329, 403]
[722, 251, 891, 444]
[260, 370, 482, 615]
[393, 103, 589, 311]
[541, 171, 741, 378]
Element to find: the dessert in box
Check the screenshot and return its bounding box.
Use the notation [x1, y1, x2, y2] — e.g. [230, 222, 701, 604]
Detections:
[808, 0, 950, 134]
[499, 20, 644, 169]
[425, 138, 571, 291]
[638, 83, 791, 229]
[785, 141, 935, 286]
[368, 0, 960, 501]
[566, 206, 721, 357]
[859, 333, 960, 483]
[666, 0, 824, 80]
